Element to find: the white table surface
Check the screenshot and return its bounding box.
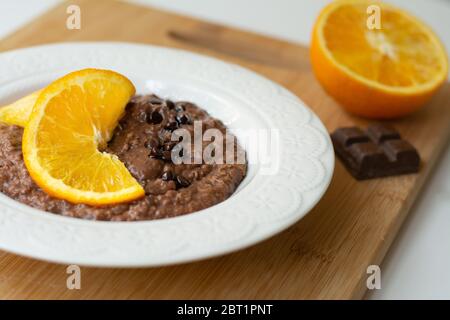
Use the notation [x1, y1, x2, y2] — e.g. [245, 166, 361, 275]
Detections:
[0, 0, 449, 300]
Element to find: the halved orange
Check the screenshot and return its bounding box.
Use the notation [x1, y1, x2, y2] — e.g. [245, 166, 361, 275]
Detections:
[311, 0, 448, 118]
[0, 90, 41, 127]
[23, 69, 145, 205]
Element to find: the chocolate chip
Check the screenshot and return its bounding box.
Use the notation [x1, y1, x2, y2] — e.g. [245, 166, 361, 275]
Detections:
[162, 142, 176, 151]
[166, 100, 175, 110]
[144, 138, 159, 150]
[175, 176, 190, 189]
[176, 113, 190, 125]
[165, 121, 179, 131]
[148, 111, 163, 125]
[161, 171, 173, 181]
[175, 103, 185, 112]
[158, 129, 172, 142]
[149, 146, 161, 158]
[161, 150, 172, 161]
[137, 110, 148, 123]
[148, 145, 172, 161]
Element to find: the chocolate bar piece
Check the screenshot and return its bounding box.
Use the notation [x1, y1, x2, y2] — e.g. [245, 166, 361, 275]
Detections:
[331, 124, 420, 180]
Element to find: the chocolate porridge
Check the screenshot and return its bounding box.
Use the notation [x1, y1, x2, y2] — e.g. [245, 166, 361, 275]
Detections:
[0, 95, 247, 221]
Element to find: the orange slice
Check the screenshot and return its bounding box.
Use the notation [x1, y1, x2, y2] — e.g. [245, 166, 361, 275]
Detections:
[311, 0, 448, 118]
[0, 90, 41, 127]
[23, 69, 145, 205]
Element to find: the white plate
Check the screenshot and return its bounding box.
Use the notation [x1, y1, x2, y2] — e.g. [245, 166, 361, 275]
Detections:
[0, 42, 334, 267]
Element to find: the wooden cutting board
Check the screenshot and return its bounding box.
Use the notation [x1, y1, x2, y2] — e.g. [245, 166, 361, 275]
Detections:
[0, 0, 449, 300]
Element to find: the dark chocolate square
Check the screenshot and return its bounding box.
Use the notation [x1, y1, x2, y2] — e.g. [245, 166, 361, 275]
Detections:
[331, 125, 420, 180]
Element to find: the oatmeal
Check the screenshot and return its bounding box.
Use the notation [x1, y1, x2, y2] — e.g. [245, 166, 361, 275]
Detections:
[0, 95, 246, 221]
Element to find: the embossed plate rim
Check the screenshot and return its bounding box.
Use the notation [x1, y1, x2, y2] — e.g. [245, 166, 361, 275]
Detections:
[0, 42, 334, 267]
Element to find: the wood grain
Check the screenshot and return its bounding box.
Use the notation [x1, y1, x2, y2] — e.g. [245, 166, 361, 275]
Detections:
[0, 0, 449, 299]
